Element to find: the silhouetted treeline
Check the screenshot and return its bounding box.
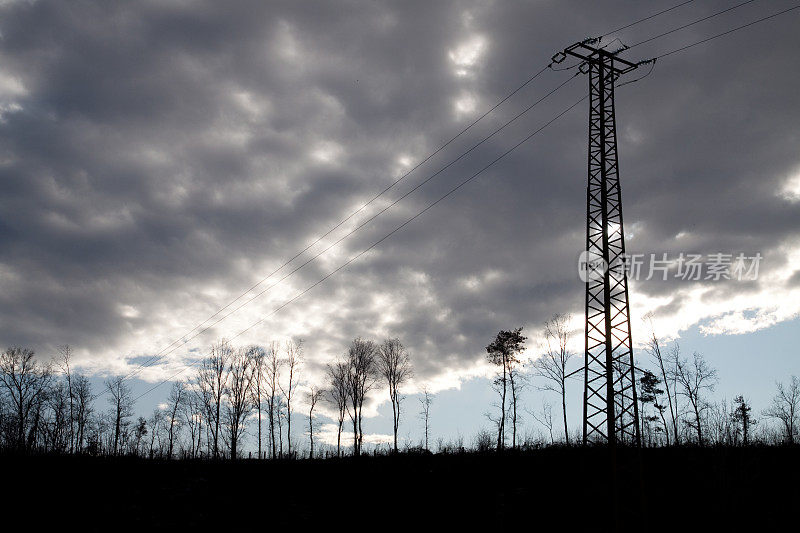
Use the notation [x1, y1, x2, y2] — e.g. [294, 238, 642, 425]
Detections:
[1, 322, 798, 458]
[483, 317, 800, 449]
[0, 336, 417, 458]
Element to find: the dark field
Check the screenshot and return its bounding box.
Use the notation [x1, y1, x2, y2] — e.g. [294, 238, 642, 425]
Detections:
[3, 447, 797, 531]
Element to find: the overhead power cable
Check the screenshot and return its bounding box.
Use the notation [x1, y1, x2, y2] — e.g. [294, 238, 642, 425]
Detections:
[628, 0, 759, 49]
[119, 64, 554, 381]
[551, 0, 698, 72]
[120, 1, 710, 387]
[120, 0, 800, 395]
[600, 0, 696, 36]
[652, 3, 800, 59]
[623, 0, 800, 84]
[123, 72, 580, 383]
[134, 93, 589, 401]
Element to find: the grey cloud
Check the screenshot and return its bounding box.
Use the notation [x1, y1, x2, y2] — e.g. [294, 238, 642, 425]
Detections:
[0, 0, 799, 385]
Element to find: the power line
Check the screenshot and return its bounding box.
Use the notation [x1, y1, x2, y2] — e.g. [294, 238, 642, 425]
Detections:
[118, 68, 563, 384]
[119, 64, 555, 381]
[117, 1, 718, 387]
[121, 2, 712, 386]
[122, 0, 799, 396]
[601, 1, 798, 88]
[123, 72, 580, 383]
[134, 93, 589, 401]
[600, 0, 696, 36]
[628, 0, 759, 49]
[551, 1, 696, 72]
[566, 0, 793, 90]
[653, 3, 800, 59]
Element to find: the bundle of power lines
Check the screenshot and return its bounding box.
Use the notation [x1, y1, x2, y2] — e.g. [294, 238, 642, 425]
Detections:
[111, 0, 799, 403]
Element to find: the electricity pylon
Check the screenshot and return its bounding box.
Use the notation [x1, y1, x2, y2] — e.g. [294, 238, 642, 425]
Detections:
[557, 40, 642, 447]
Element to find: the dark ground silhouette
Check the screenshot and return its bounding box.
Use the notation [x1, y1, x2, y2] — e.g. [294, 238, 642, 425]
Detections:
[2, 446, 797, 531]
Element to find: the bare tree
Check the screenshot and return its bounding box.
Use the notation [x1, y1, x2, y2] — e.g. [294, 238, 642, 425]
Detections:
[56, 345, 76, 453]
[675, 351, 717, 446]
[507, 355, 528, 449]
[182, 390, 203, 458]
[0, 346, 52, 450]
[104, 376, 134, 455]
[378, 338, 413, 453]
[48, 380, 70, 451]
[307, 385, 323, 458]
[327, 360, 349, 457]
[225, 347, 254, 459]
[275, 395, 286, 456]
[534, 314, 573, 444]
[72, 374, 94, 451]
[265, 342, 282, 458]
[196, 340, 231, 459]
[165, 380, 186, 459]
[763, 376, 799, 444]
[419, 387, 433, 451]
[528, 402, 555, 444]
[280, 339, 302, 458]
[147, 408, 164, 458]
[248, 345, 267, 458]
[644, 317, 679, 445]
[86, 412, 110, 455]
[667, 343, 682, 441]
[486, 328, 527, 450]
[707, 400, 734, 446]
[345, 338, 378, 456]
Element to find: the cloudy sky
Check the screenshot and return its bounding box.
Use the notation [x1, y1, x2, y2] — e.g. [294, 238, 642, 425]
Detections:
[1, 0, 798, 447]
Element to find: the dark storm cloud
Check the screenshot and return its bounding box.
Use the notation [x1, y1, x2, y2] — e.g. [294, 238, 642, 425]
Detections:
[1, 0, 799, 380]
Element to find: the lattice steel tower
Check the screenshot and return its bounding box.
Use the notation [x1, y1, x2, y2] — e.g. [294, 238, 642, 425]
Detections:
[562, 41, 641, 446]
